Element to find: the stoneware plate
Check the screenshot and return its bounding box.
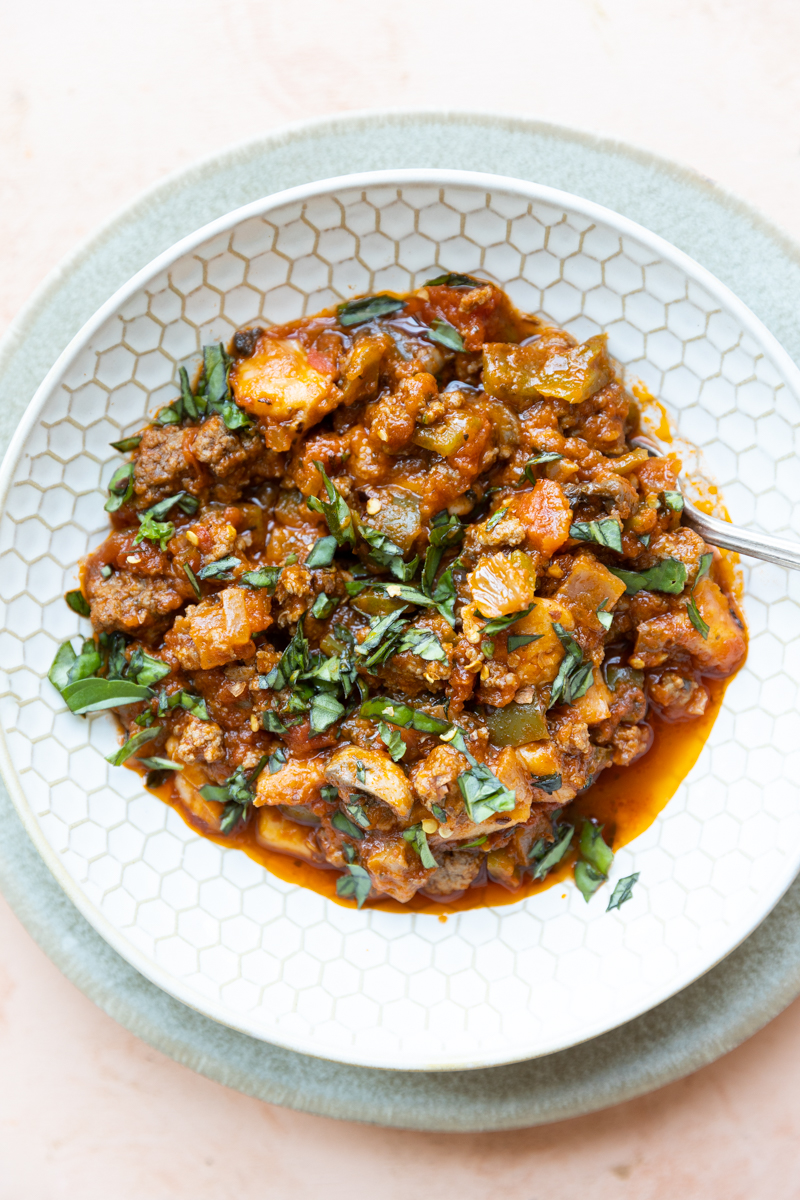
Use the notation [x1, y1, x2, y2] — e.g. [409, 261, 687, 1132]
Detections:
[1, 166, 798, 1072]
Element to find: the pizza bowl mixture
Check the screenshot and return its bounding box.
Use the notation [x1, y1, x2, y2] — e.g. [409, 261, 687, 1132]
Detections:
[50, 276, 747, 909]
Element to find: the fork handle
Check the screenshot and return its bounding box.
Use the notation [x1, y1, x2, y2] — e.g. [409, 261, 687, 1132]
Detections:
[683, 503, 800, 573]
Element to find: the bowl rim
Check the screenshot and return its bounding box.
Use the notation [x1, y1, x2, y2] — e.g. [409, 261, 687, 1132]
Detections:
[2, 166, 798, 1071]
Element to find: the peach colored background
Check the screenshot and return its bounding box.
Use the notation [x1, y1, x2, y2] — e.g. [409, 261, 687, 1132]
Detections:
[3, 1, 800, 1195]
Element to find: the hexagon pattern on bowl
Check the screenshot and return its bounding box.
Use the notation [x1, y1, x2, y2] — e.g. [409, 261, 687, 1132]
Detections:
[1, 173, 798, 1070]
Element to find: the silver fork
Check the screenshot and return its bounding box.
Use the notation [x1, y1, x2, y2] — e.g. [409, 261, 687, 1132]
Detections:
[630, 434, 800, 572]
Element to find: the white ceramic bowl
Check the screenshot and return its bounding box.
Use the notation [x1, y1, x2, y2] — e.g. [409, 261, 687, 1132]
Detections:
[1, 169, 798, 1071]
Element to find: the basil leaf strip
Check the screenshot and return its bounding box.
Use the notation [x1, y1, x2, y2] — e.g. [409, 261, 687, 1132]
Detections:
[580, 820, 614, 875]
[306, 462, 356, 546]
[687, 551, 713, 639]
[530, 823, 574, 880]
[606, 872, 640, 912]
[104, 462, 134, 512]
[183, 562, 201, 599]
[336, 863, 372, 908]
[336, 294, 405, 327]
[569, 518, 623, 553]
[61, 678, 154, 713]
[378, 721, 406, 761]
[548, 623, 593, 709]
[403, 824, 438, 869]
[106, 727, 161, 766]
[479, 604, 535, 637]
[608, 557, 687, 595]
[332, 811, 365, 840]
[109, 435, 142, 452]
[197, 555, 241, 580]
[458, 762, 516, 825]
[427, 318, 465, 352]
[241, 566, 280, 591]
[305, 535, 337, 568]
[138, 757, 183, 771]
[49, 642, 77, 693]
[532, 773, 562, 794]
[575, 860, 606, 902]
[424, 273, 483, 288]
[64, 589, 90, 618]
[507, 633, 542, 652]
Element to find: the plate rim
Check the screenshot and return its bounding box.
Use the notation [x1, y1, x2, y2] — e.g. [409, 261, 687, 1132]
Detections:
[1, 157, 798, 1072]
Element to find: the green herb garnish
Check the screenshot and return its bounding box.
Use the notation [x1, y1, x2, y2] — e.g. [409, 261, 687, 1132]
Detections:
[197, 555, 241, 580]
[530, 822, 574, 880]
[337, 294, 404, 327]
[575, 860, 607, 902]
[427, 318, 465, 352]
[109, 435, 142, 452]
[403, 824, 438, 869]
[336, 862, 372, 907]
[569, 518, 623, 553]
[580, 820, 614, 875]
[424, 273, 482, 288]
[687, 551, 713, 639]
[608, 558, 687, 595]
[306, 462, 356, 546]
[65, 590, 90, 617]
[241, 566, 280, 591]
[184, 562, 201, 599]
[332, 810, 365, 840]
[378, 721, 406, 761]
[548, 624, 593, 709]
[458, 762, 516, 825]
[105, 727, 161, 766]
[507, 633, 543, 652]
[310, 593, 338, 620]
[479, 604, 536, 636]
[305, 536, 338, 568]
[104, 462, 134, 512]
[606, 872, 640, 911]
[199, 756, 267, 834]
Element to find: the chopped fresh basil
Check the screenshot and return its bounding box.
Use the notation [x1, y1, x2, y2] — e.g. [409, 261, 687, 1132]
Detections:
[507, 633, 543, 652]
[310, 593, 338, 620]
[65, 589, 90, 617]
[608, 557, 687, 595]
[104, 462, 134, 512]
[68, 638, 102, 684]
[378, 721, 406, 762]
[532, 773, 562, 794]
[461, 835, 487, 849]
[395, 627, 447, 662]
[485, 506, 509, 532]
[660, 490, 684, 512]
[521, 451, 562, 484]
[574, 860, 606, 902]
[143, 492, 199, 521]
[105, 726, 161, 766]
[162, 690, 210, 721]
[268, 746, 288, 774]
[102, 631, 128, 680]
[481, 639, 495, 658]
[403, 824, 438, 869]
[431, 803, 447, 823]
[197, 555, 241, 580]
[320, 785, 339, 804]
[200, 755, 267, 835]
[596, 599, 614, 632]
[309, 691, 345, 733]
[606, 872, 640, 911]
[261, 710, 287, 733]
[530, 822, 574, 880]
[49, 642, 78, 693]
[479, 604, 536, 637]
[355, 759, 366, 784]
[61, 678, 153, 714]
[580, 821, 614, 875]
[355, 608, 409, 668]
[241, 566, 280, 591]
[127, 648, 171, 687]
[138, 756, 183, 771]
[360, 696, 450, 735]
[305, 535, 338, 568]
[548, 624, 593, 709]
[306, 462, 356, 546]
[569, 518, 623, 553]
[194, 343, 252, 431]
[134, 512, 175, 550]
[337, 294, 405, 327]
[336, 862, 372, 907]
[427, 318, 465, 352]
[687, 551, 713, 639]
[424, 273, 482, 288]
[332, 810, 365, 840]
[184, 562, 201, 599]
[179, 365, 199, 420]
[360, 523, 419, 582]
[109, 435, 142, 452]
[458, 762, 516, 825]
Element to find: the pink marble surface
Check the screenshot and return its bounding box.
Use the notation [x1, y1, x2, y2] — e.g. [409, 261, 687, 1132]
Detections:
[3, 1, 800, 1194]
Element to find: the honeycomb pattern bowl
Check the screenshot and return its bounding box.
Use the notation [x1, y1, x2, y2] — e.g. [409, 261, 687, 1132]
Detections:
[1, 169, 798, 1072]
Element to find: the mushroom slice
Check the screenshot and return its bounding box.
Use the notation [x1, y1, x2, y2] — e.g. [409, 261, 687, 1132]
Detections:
[324, 745, 414, 821]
